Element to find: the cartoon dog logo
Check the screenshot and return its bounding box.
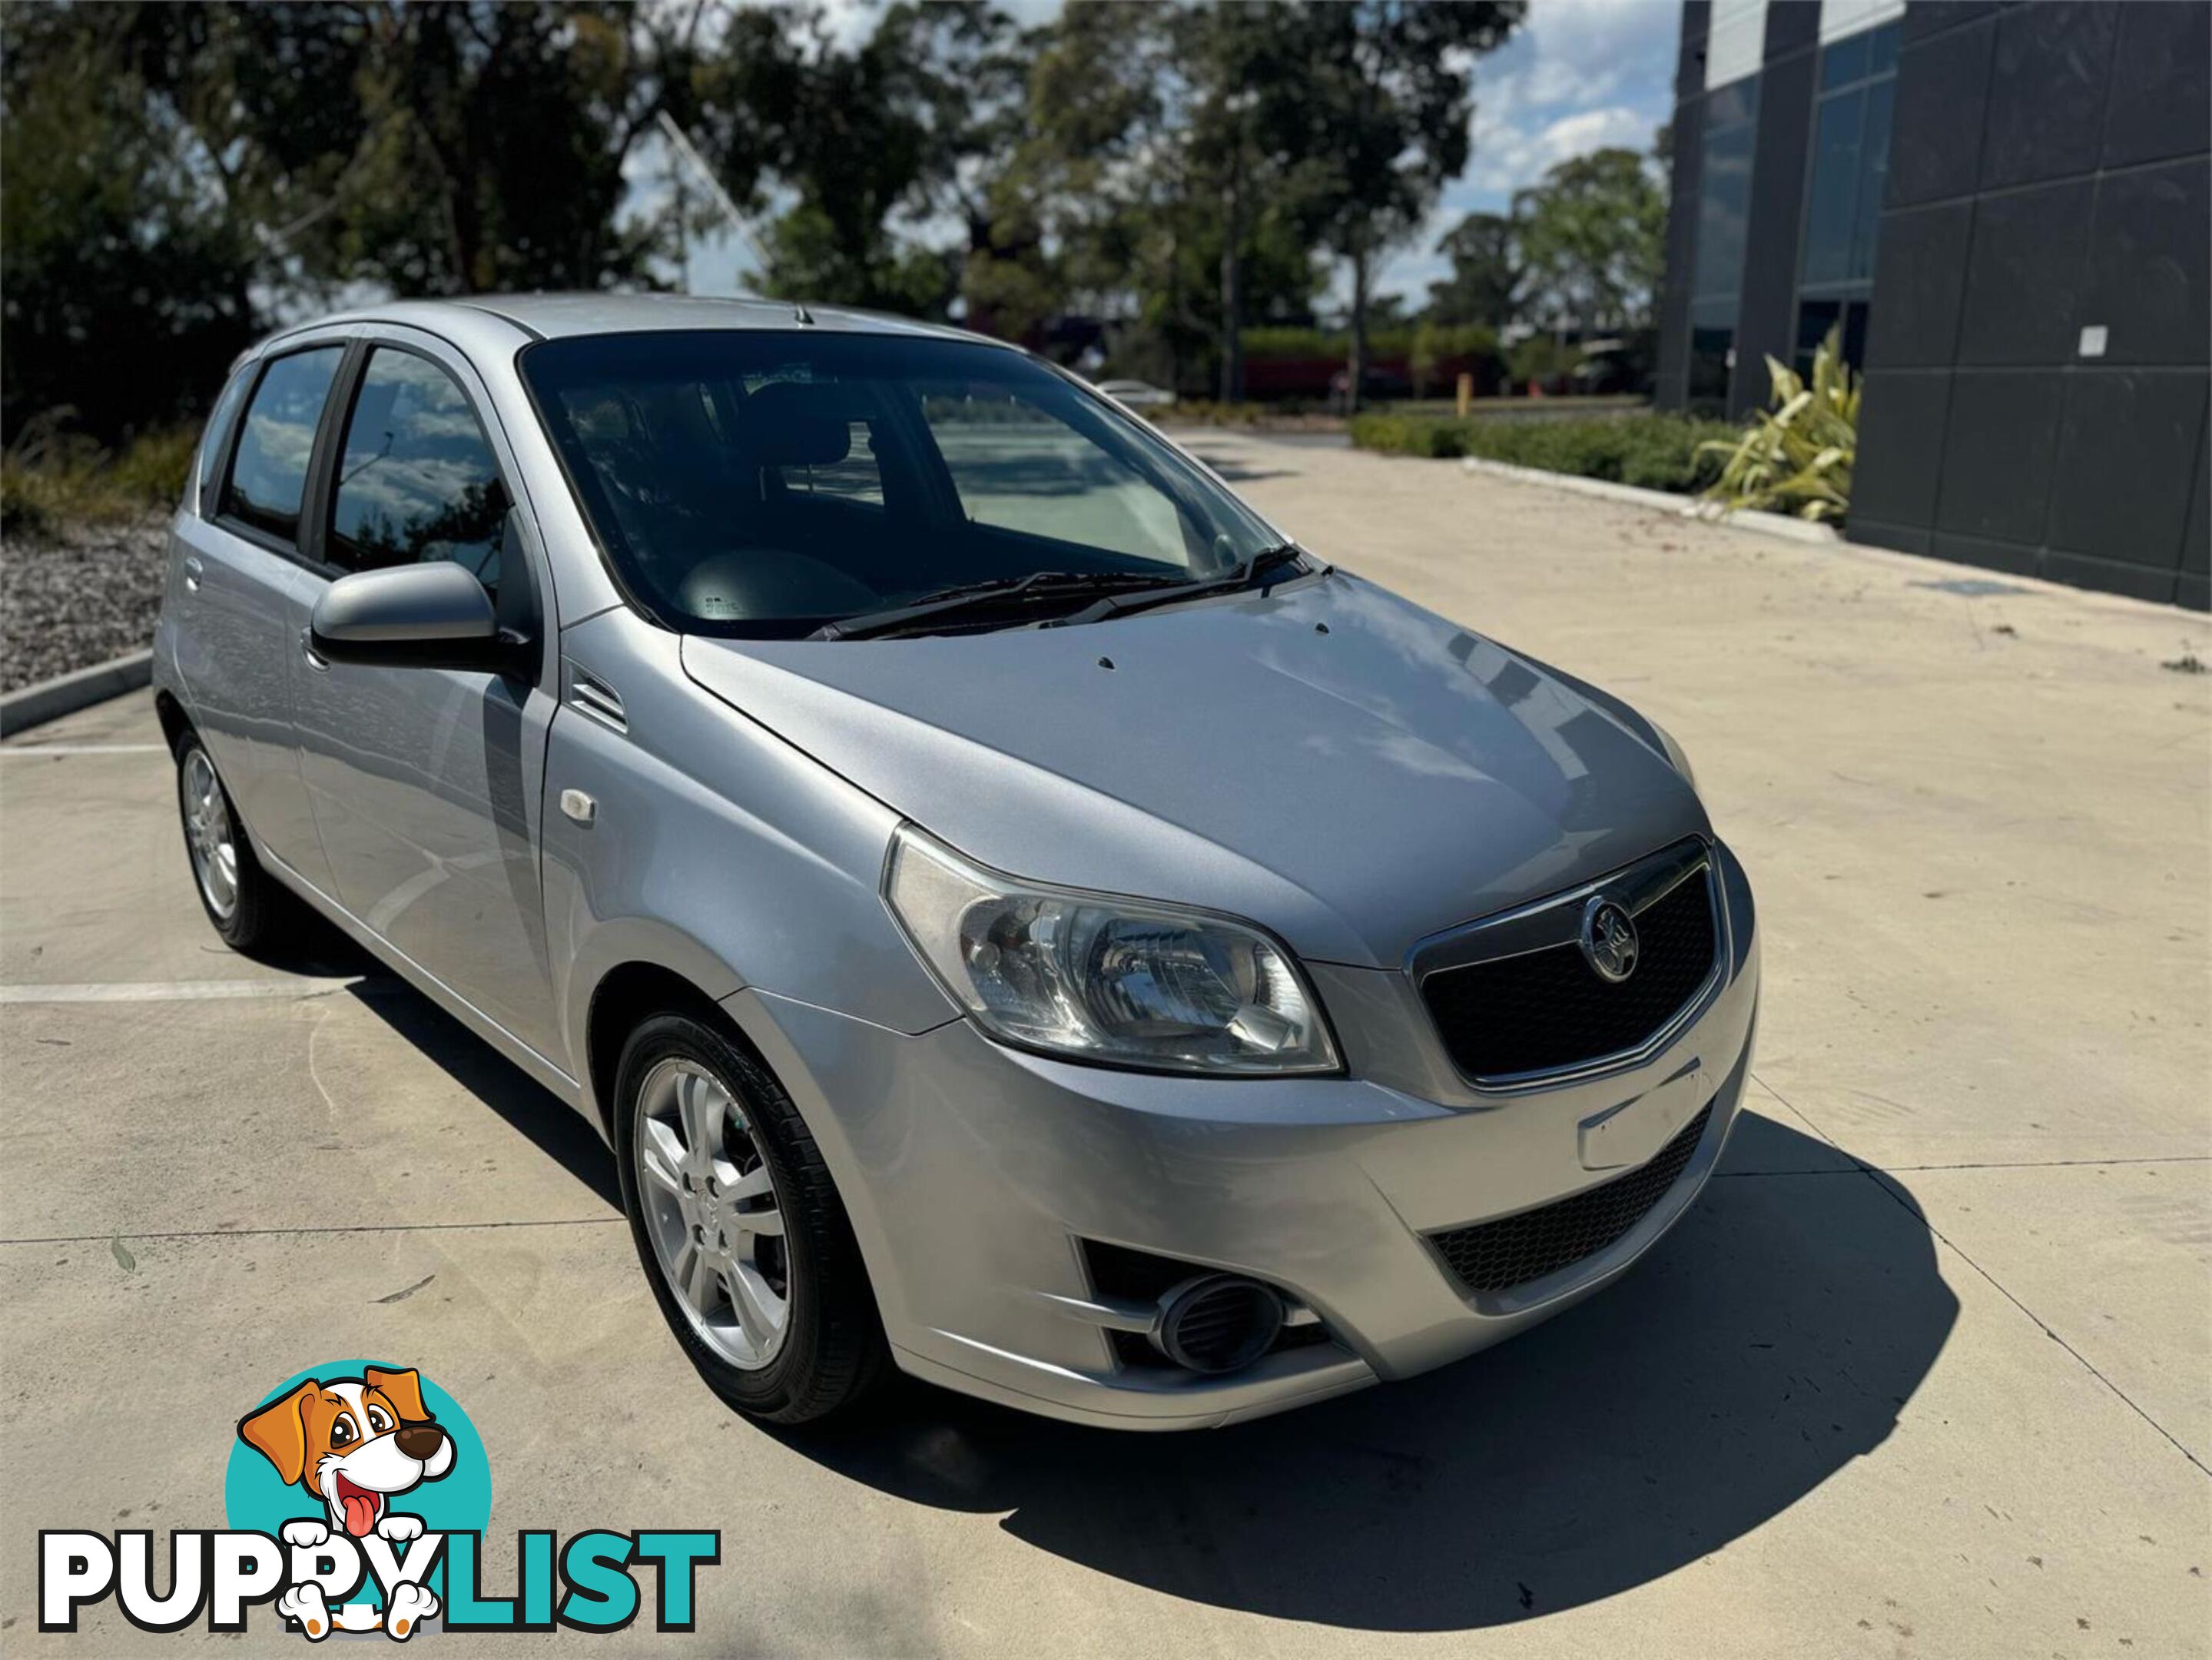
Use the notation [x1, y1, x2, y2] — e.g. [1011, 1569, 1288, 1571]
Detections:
[238, 1366, 453, 1638]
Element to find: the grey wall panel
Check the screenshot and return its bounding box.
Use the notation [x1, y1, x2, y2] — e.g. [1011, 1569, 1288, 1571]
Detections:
[1903, 2, 1995, 47]
[2039, 549, 2184, 605]
[1930, 530, 2042, 577]
[1887, 15, 1995, 207]
[1956, 179, 2096, 366]
[2046, 372, 2210, 569]
[1935, 370, 2061, 544]
[1676, 1, 1713, 98]
[1980, 2, 2120, 191]
[2183, 427, 2210, 578]
[1854, 369, 1953, 530]
[1866, 201, 1974, 367]
[2081, 159, 2211, 368]
[1764, 0, 1819, 58]
[1852, 520, 1934, 556]
[2104, 2, 2211, 170]
[1732, 44, 1818, 417]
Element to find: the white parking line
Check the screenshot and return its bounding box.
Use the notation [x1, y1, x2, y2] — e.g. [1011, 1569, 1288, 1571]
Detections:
[0, 978, 365, 1004]
[0, 744, 169, 757]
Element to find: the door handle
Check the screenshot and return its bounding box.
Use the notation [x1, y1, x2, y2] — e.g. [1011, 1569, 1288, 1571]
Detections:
[299, 627, 330, 672]
[181, 556, 204, 593]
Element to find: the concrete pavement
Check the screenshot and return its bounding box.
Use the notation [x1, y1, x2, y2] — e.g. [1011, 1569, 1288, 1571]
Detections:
[2, 434, 2206, 1655]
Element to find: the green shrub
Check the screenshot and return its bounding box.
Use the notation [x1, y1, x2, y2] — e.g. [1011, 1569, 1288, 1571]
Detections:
[1348, 413, 1467, 458]
[1153, 398, 1269, 428]
[104, 425, 196, 501]
[1349, 411, 1743, 493]
[1697, 327, 1856, 521]
[1, 416, 197, 537]
[1242, 323, 1500, 361]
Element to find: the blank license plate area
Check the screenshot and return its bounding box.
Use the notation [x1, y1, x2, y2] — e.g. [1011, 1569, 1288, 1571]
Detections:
[1577, 1067, 1705, 1171]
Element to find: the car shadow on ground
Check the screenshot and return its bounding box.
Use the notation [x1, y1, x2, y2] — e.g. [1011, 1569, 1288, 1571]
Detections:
[779, 1111, 1957, 1632]
[306, 950, 1957, 1632]
[319, 950, 624, 1213]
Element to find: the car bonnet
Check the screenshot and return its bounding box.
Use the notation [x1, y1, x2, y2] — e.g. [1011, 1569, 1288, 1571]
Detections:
[679, 572, 1709, 968]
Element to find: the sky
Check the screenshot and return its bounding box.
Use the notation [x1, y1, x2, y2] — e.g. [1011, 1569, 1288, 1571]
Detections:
[633, 0, 1680, 314]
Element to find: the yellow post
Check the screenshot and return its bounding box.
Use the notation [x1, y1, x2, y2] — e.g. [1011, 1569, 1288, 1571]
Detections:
[1455, 373, 1473, 418]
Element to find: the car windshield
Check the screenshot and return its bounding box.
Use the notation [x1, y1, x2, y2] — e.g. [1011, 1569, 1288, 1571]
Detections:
[519, 330, 1281, 638]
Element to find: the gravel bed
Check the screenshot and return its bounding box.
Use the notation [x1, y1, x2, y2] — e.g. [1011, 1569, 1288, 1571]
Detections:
[1, 514, 170, 692]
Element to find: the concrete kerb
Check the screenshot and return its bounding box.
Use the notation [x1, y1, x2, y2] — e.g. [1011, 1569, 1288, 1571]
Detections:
[0, 649, 153, 738]
[1454, 455, 1842, 546]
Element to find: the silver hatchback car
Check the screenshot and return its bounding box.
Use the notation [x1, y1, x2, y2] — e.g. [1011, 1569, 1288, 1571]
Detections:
[155, 295, 1759, 1430]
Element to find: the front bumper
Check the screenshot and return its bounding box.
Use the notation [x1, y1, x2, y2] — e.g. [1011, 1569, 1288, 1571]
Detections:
[727, 842, 1759, 1430]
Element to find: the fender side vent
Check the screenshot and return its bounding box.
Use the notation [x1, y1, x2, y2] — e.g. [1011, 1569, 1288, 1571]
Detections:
[568, 666, 626, 732]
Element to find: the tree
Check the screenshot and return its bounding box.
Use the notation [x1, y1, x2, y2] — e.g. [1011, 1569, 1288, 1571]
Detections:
[693, 2, 1016, 317]
[1166, 2, 1325, 402]
[1010, 2, 1326, 393]
[332, 2, 700, 297]
[1427, 211, 1524, 330]
[1285, 1, 1523, 412]
[1, 5, 269, 440]
[1512, 145, 1667, 337]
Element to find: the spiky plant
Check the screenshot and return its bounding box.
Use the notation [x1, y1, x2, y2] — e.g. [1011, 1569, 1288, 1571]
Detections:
[1696, 326, 1858, 522]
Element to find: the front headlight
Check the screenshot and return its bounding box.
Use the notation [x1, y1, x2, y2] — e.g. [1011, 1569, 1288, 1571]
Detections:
[884, 825, 1340, 1075]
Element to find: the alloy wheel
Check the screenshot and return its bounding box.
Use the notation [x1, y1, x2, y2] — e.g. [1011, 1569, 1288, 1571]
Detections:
[181, 748, 240, 921]
[633, 1057, 793, 1370]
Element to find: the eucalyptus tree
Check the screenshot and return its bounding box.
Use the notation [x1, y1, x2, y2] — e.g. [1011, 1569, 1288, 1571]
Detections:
[1511, 145, 1668, 337]
[1284, 0, 1523, 410]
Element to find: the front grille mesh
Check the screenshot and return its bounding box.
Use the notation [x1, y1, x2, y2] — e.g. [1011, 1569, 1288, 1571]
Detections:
[1430, 1104, 1713, 1296]
[1421, 872, 1718, 1081]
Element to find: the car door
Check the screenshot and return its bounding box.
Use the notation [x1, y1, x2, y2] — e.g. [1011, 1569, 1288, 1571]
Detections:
[289, 332, 564, 1064]
[170, 342, 349, 896]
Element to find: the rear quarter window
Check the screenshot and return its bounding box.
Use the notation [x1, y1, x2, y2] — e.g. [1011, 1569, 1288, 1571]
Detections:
[194, 365, 255, 516]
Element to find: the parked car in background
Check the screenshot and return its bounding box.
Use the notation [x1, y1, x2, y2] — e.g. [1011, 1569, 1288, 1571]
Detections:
[158, 294, 1758, 1431]
[1567, 338, 1651, 398]
[1091, 377, 1176, 410]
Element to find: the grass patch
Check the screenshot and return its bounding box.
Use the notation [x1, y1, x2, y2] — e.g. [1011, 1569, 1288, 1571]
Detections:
[1, 417, 195, 539]
[1348, 410, 1742, 495]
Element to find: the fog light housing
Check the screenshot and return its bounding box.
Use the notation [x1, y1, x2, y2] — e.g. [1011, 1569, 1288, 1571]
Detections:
[1153, 1274, 1285, 1375]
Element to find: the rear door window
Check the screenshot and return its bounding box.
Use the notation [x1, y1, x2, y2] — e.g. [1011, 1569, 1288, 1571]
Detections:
[329, 348, 509, 596]
[775, 419, 885, 507]
[221, 347, 345, 545]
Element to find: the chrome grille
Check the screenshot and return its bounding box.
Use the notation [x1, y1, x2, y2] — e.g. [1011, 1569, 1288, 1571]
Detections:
[1413, 842, 1722, 1086]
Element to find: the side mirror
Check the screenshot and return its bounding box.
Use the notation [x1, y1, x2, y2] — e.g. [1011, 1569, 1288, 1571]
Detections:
[310, 563, 510, 672]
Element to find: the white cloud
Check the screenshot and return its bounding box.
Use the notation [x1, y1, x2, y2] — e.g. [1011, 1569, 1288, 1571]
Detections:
[1464, 105, 1658, 195]
[1361, 0, 1679, 305]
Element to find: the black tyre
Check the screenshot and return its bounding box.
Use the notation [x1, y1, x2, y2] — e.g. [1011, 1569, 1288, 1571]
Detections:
[613, 1011, 889, 1424]
[174, 729, 297, 954]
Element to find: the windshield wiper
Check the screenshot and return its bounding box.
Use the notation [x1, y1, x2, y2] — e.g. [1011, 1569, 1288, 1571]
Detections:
[808, 569, 1184, 641]
[1040, 543, 1312, 629]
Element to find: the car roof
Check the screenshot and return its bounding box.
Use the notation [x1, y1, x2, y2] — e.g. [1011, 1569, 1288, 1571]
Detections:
[257, 291, 1013, 352]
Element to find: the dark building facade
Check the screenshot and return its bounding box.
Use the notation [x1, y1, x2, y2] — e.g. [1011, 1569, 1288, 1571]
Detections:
[1656, 0, 2210, 609]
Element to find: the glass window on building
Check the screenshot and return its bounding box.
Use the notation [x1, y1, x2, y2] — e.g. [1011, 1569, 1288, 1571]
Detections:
[1794, 20, 1899, 377]
[1690, 76, 1761, 412]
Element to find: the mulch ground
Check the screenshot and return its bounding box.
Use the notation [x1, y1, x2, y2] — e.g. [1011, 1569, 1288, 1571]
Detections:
[1, 513, 169, 692]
